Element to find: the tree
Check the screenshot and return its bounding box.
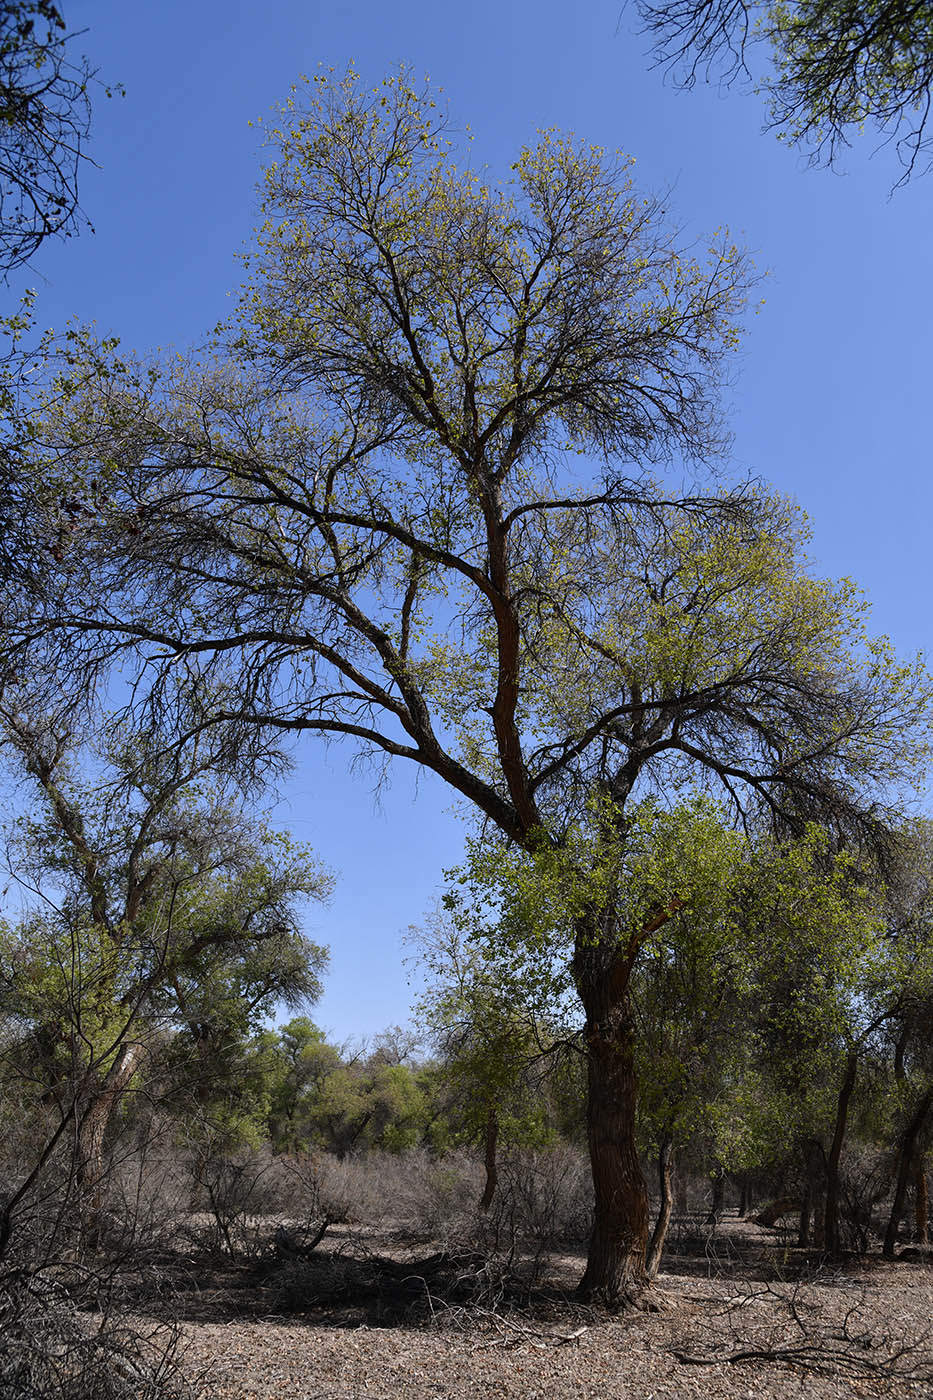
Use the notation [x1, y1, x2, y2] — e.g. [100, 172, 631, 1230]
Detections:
[632, 1, 933, 183]
[264, 1020, 429, 1156]
[5, 70, 930, 1300]
[411, 906, 575, 1209]
[624, 804, 749, 1273]
[266, 1016, 342, 1153]
[0, 1, 101, 273]
[725, 830, 885, 1253]
[872, 821, 933, 1254]
[0, 698, 331, 1250]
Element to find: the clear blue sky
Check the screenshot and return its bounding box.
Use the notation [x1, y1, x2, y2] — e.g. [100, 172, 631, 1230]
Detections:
[19, 0, 932, 1041]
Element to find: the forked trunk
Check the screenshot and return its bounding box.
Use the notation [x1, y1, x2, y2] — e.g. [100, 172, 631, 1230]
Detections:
[574, 920, 650, 1305]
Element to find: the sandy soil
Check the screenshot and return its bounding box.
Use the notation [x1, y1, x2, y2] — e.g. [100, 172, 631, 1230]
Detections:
[165, 1224, 933, 1399]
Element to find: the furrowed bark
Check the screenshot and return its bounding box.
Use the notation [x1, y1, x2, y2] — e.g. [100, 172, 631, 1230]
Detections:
[76, 1040, 144, 1247]
[573, 916, 650, 1304]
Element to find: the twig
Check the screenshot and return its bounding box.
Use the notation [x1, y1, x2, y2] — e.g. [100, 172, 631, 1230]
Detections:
[673, 1340, 933, 1380]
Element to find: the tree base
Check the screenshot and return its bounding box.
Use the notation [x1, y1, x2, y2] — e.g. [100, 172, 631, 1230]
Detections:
[574, 1270, 677, 1311]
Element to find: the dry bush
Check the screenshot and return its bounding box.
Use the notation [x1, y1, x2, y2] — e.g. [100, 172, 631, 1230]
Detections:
[838, 1143, 895, 1254]
[99, 1131, 195, 1259]
[385, 1145, 592, 1282]
[189, 1151, 275, 1261]
[381, 1149, 486, 1243]
[180, 1145, 390, 1261]
[0, 1274, 192, 1400]
[278, 1148, 480, 1235]
[503, 1145, 592, 1246]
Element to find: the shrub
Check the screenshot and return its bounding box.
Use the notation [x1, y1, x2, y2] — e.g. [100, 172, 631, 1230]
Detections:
[0, 1275, 191, 1400]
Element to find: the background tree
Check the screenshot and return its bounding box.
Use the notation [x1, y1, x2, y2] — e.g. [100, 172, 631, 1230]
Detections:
[263, 1020, 428, 1157]
[0, 698, 331, 1251]
[5, 70, 929, 1300]
[266, 1016, 343, 1153]
[728, 830, 884, 1253]
[873, 821, 933, 1254]
[633, 1, 933, 183]
[411, 906, 577, 1210]
[0, 1, 104, 274]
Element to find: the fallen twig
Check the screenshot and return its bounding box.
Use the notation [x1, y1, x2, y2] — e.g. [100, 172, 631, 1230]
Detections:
[673, 1339, 933, 1382]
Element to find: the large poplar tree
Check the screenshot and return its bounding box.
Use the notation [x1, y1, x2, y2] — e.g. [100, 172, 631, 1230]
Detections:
[4, 70, 929, 1300]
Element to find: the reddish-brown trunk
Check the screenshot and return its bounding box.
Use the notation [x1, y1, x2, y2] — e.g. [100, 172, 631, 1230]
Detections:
[574, 925, 649, 1304]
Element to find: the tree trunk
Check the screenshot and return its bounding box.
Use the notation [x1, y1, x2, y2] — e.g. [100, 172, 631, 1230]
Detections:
[646, 1136, 674, 1280]
[798, 1139, 824, 1249]
[798, 1184, 811, 1248]
[884, 1091, 932, 1258]
[737, 1175, 750, 1218]
[915, 1156, 928, 1246]
[823, 1049, 858, 1258]
[705, 1167, 725, 1225]
[479, 1109, 499, 1212]
[573, 922, 650, 1305]
[76, 1041, 144, 1247]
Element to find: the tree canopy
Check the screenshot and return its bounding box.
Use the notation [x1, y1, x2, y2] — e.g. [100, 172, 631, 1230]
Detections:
[0, 1, 101, 273]
[633, 1, 933, 183]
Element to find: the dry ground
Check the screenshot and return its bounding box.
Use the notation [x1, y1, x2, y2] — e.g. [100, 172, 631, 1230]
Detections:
[148, 1216, 933, 1399]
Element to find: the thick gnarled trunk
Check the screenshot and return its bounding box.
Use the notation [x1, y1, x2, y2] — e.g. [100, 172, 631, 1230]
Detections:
[574, 918, 650, 1304]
